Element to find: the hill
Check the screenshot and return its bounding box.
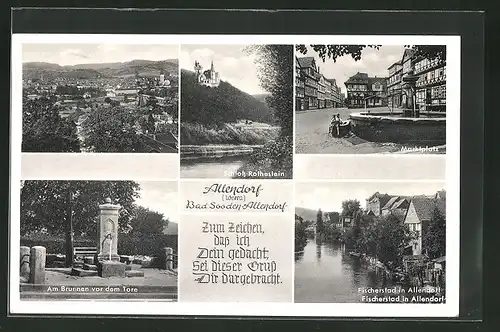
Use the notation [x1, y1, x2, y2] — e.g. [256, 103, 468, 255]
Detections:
[22, 59, 178, 79]
[180, 69, 274, 126]
[295, 207, 320, 222]
[252, 93, 270, 103]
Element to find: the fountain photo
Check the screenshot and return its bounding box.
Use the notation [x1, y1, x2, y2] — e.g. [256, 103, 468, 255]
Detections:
[295, 181, 446, 303]
[18, 180, 178, 301]
[295, 44, 446, 154]
[179, 44, 293, 179]
[22, 43, 179, 153]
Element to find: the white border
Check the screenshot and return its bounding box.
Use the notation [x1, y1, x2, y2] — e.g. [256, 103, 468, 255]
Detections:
[10, 34, 460, 317]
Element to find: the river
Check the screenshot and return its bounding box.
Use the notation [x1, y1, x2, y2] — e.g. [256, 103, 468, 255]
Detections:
[180, 158, 246, 178]
[294, 239, 392, 303]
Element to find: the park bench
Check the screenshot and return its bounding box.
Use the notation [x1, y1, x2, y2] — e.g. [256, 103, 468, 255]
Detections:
[73, 246, 97, 261]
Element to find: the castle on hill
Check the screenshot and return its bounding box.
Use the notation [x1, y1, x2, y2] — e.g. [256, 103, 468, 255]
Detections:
[194, 60, 220, 88]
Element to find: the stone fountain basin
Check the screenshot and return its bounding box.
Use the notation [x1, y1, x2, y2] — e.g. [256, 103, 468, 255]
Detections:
[349, 111, 446, 145]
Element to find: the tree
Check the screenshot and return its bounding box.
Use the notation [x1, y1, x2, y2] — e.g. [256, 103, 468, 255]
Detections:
[21, 180, 140, 267]
[316, 208, 324, 235]
[422, 206, 446, 259]
[374, 214, 412, 267]
[129, 206, 168, 235]
[295, 215, 308, 252]
[296, 45, 381, 63]
[21, 180, 140, 236]
[81, 105, 144, 152]
[297, 44, 445, 64]
[245, 45, 293, 137]
[341, 199, 361, 218]
[22, 98, 81, 152]
[405, 45, 446, 61]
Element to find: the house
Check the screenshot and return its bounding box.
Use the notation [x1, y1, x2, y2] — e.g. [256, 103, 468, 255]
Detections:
[364, 76, 388, 108]
[344, 72, 388, 108]
[381, 196, 410, 221]
[366, 192, 394, 216]
[297, 57, 320, 110]
[404, 193, 446, 255]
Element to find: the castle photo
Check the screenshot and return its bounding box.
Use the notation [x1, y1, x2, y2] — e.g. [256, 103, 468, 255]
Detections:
[180, 44, 293, 180]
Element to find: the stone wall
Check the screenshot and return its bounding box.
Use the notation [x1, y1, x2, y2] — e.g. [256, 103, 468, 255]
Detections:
[349, 113, 446, 145]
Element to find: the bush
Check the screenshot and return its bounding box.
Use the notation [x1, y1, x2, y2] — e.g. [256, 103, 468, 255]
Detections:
[118, 233, 177, 257]
[21, 234, 95, 255]
[20, 233, 178, 259]
[235, 135, 293, 179]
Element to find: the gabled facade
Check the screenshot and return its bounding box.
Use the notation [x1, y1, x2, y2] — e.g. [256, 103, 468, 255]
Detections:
[404, 193, 446, 256]
[344, 72, 387, 108]
[386, 48, 446, 113]
[297, 57, 320, 110]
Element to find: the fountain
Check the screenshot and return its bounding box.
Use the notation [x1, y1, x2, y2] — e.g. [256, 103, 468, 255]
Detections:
[348, 66, 446, 145]
[97, 198, 126, 277]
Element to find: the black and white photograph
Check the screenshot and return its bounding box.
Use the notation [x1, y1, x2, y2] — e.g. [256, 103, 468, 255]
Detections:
[295, 45, 446, 154]
[295, 181, 446, 303]
[22, 43, 179, 153]
[18, 180, 178, 301]
[179, 44, 293, 179]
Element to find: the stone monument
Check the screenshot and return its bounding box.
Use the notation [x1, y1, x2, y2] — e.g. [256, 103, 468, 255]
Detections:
[98, 197, 121, 262]
[97, 198, 126, 278]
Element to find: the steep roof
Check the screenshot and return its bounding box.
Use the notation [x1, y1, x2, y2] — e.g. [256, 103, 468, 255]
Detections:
[345, 72, 369, 84]
[367, 191, 381, 201]
[387, 60, 402, 69]
[402, 48, 415, 62]
[382, 196, 400, 210]
[368, 77, 388, 89]
[297, 57, 315, 69]
[410, 197, 445, 221]
[326, 78, 337, 86]
[435, 190, 446, 200]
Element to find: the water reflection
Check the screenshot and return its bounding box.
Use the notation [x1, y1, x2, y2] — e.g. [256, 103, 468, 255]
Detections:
[295, 239, 391, 303]
[180, 157, 245, 178]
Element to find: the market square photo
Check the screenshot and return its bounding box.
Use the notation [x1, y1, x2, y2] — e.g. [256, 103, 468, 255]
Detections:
[295, 44, 446, 154]
[22, 43, 179, 153]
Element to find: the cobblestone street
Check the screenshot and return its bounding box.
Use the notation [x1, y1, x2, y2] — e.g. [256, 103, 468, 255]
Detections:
[295, 107, 445, 154]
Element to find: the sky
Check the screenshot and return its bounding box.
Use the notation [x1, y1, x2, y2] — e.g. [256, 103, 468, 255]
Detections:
[295, 182, 445, 213]
[135, 181, 178, 224]
[22, 43, 179, 65]
[180, 44, 264, 95]
[298, 45, 407, 95]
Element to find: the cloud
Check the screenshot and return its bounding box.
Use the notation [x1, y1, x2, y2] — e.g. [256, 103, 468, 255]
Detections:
[60, 49, 89, 59]
[180, 45, 264, 94]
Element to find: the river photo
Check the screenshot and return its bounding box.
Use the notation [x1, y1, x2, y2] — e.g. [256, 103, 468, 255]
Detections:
[295, 239, 392, 303]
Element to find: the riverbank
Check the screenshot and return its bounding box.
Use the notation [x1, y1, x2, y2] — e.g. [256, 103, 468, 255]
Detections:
[180, 122, 279, 145]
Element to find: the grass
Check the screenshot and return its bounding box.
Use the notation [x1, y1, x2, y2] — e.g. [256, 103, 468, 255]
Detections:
[180, 122, 279, 145]
[233, 136, 293, 179]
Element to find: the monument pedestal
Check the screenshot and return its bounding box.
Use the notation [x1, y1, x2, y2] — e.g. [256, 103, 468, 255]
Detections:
[99, 261, 126, 278]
